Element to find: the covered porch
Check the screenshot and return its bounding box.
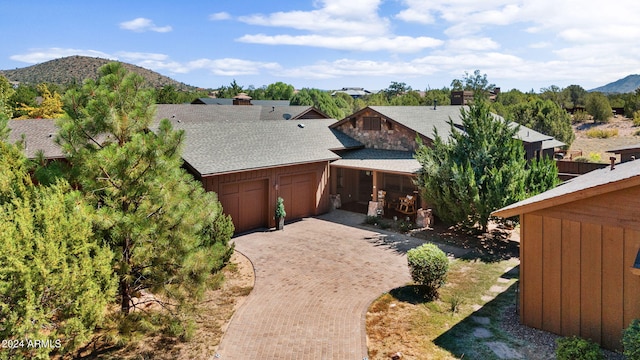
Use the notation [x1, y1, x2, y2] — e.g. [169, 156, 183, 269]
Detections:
[329, 149, 424, 219]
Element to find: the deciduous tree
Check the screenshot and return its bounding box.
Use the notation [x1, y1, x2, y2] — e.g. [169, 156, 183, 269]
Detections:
[17, 83, 64, 119]
[0, 75, 15, 120]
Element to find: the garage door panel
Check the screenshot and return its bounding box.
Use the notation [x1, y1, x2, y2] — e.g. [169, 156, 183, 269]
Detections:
[280, 173, 315, 220]
[220, 180, 268, 233]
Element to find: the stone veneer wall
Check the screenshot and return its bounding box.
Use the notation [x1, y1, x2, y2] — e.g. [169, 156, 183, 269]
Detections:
[335, 109, 428, 151]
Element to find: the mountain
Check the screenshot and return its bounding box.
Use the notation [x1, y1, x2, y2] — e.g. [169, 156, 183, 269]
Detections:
[589, 74, 640, 93]
[0, 56, 197, 90]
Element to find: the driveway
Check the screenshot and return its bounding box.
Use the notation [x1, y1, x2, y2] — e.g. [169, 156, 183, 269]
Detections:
[215, 210, 417, 360]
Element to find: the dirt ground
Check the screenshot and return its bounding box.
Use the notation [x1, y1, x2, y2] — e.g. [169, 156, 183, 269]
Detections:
[569, 115, 640, 162]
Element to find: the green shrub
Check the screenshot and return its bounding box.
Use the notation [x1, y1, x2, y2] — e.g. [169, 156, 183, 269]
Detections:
[365, 215, 379, 225]
[623, 319, 640, 359]
[585, 128, 618, 139]
[633, 110, 640, 126]
[572, 110, 590, 123]
[555, 336, 604, 360]
[407, 243, 449, 300]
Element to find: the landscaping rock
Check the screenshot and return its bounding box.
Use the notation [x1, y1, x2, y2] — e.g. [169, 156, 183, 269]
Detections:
[473, 327, 493, 338]
[485, 341, 524, 359]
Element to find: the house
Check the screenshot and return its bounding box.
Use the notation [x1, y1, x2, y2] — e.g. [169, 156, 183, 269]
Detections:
[7, 104, 561, 235]
[608, 144, 640, 163]
[153, 104, 360, 233]
[191, 95, 291, 107]
[329, 105, 559, 212]
[330, 87, 373, 98]
[492, 159, 640, 351]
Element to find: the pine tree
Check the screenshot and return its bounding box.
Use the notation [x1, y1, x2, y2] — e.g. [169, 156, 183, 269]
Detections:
[56, 62, 234, 315]
[0, 140, 115, 358]
[415, 98, 528, 232]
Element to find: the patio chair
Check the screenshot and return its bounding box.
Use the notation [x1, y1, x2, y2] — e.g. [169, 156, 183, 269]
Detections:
[396, 195, 416, 214]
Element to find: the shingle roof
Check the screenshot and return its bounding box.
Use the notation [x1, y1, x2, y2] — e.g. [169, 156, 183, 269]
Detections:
[493, 159, 640, 218]
[331, 148, 420, 174]
[191, 98, 290, 107]
[153, 104, 361, 176]
[608, 144, 640, 153]
[365, 106, 552, 143]
[7, 119, 64, 159]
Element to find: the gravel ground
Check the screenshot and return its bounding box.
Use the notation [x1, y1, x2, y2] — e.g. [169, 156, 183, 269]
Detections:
[500, 305, 625, 360]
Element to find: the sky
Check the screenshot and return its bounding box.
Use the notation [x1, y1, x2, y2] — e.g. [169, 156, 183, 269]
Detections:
[2, 0, 640, 92]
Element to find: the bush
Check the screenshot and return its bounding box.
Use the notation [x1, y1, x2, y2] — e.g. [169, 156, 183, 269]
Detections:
[585, 128, 618, 138]
[573, 110, 590, 123]
[407, 243, 449, 300]
[634, 110, 640, 126]
[623, 319, 640, 359]
[555, 336, 604, 360]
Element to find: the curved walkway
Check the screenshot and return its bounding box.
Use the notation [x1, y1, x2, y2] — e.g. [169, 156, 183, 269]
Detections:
[215, 211, 415, 360]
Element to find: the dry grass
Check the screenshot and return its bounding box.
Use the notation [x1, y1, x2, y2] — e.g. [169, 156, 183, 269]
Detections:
[366, 256, 520, 360]
[70, 251, 254, 359]
[585, 128, 618, 139]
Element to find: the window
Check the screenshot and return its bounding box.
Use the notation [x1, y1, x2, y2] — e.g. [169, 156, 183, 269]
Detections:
[363, 116, 381, 131]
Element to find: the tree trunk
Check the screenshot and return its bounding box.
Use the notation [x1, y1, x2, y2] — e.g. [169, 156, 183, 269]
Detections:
[120, 237, 131, 314]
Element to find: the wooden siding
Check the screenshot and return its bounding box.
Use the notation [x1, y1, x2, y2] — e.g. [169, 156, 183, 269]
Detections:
[520, 186, 640, 350]
[201, 162, 331, 233]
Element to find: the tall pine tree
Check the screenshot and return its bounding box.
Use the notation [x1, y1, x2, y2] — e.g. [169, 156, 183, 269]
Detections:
[415, 98, 528, 232]
[56, 62, 234, 315]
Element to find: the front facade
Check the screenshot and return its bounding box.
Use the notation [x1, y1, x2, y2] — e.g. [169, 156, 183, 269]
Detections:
[493, 161, 640, 350]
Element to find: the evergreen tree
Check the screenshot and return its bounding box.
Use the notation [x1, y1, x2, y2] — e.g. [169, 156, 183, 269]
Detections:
[56, 62, 234, 315]
[290, 88, 346, 119]
[0, 140, 115, 358]
[586, 92, 613, 123]
[0, 75, 15, 120]
[526, 156, 559, 196]
[508, 98, 575, 146]
[415, 98, 528, 232]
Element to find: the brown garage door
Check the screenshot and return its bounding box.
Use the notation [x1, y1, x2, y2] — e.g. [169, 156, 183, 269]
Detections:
[279, 173, 316, 220]
[219, 179, 268, 233]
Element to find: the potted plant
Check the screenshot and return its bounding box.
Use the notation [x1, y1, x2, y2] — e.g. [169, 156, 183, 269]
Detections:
[275, 197, 286, 230]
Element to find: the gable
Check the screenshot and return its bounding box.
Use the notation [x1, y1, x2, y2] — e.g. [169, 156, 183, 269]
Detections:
[331, 108, 428, 151]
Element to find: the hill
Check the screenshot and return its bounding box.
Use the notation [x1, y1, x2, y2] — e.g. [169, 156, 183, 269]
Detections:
[0, 56, 196, 90]
[589, 74, 640, 93]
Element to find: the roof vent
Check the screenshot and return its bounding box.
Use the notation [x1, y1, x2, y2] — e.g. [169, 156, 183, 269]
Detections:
[433, 99, 437, 110]
[283, 113, 292, 120]
[298, 123, 305, 128]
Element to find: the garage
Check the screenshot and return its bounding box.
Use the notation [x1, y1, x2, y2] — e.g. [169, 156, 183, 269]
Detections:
[219, 179, 268, 233]
[279, 173, 316, 220]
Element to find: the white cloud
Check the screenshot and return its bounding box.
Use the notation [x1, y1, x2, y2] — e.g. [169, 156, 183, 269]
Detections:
[119, 18, 172, 33]
[239, 0, 389, 36]
[209, 12, 231, 21]
[529, 41, 551, 49]
[237, 34, 442, 52]
[446, 37, 500, 52]
[10, 48, 115, 63]
[186, 58, 282, 76]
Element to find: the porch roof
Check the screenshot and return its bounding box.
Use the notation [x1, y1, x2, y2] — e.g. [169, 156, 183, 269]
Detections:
[330, 148, 420, 175]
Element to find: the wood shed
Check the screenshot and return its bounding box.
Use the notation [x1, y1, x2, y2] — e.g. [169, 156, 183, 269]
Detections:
[492, 160, 640, 350]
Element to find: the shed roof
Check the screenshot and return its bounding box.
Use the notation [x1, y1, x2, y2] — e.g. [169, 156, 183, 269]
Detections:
[331, 148, 420, 174]
[492, 159, 640, 218]
[608, 144, 640, 153]
[7, 119, 64, 159]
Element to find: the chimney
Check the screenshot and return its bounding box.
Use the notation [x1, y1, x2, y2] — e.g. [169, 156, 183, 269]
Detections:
[610, 156, 616, 170]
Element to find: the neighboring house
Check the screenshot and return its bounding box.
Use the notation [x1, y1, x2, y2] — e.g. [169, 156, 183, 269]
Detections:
[329, 105, 561, 211]
[608, 144, 640, 163]
[492, 160, 640, 351]
[330, 87, 373, 98]
[191, 94, 291, 107]
[450, 87, 501, 105]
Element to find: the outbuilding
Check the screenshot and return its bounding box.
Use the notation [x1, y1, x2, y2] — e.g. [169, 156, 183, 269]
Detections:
[492, 160, 640, 350]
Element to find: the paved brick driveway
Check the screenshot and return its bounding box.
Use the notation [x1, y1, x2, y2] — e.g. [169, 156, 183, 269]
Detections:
[215, 211, 414, 360]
